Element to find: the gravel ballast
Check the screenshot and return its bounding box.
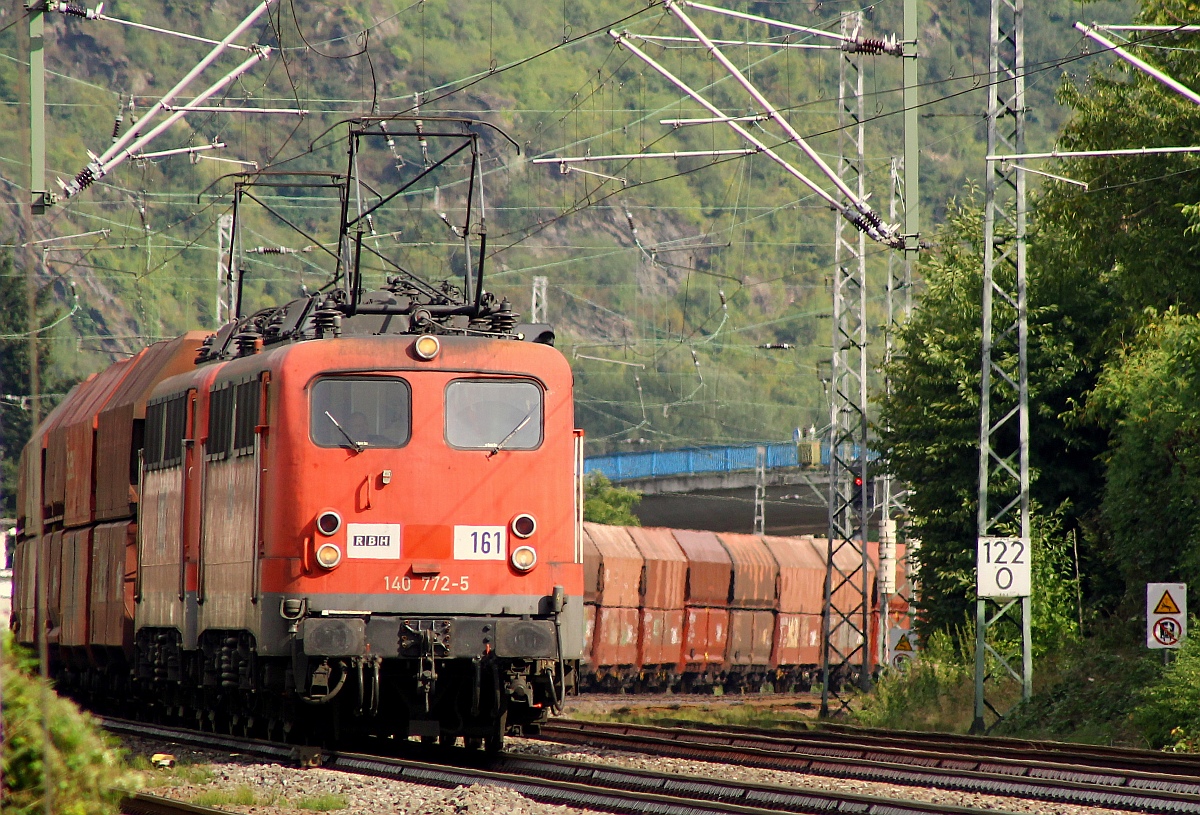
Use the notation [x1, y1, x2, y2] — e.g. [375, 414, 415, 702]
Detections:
[122, 731, 1136, 815]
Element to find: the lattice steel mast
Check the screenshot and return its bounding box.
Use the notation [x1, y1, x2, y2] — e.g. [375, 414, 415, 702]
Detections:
[974, 0, 1031, 732]
[821, 10, 872, 717]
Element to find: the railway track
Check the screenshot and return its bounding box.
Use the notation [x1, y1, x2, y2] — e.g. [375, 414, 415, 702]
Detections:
[652, 717, 1200, 776]
[102, 718, 1005, 815]
[120, 793, 232, 815]
[539, 719, 1200, 814]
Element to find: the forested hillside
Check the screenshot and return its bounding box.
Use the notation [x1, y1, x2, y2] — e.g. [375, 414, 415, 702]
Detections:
[0, 0, 1130, 467]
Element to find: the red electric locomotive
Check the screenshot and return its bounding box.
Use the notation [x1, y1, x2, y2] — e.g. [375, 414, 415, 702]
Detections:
[13, 117, 585, 749]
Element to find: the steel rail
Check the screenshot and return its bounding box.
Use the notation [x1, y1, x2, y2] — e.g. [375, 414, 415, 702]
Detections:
[120, 793, 232, 815]
[731, 719, 1200, 777]
[539, 720, 1200, 814]
[609, 717, 1200, 776]
[101, 718, 1001, 815]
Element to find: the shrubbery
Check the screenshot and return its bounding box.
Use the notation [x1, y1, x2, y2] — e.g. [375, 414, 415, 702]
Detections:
[582, 472, 642, 526]
[1, 634, 140, 814]
[1133, 628, 1200, 750]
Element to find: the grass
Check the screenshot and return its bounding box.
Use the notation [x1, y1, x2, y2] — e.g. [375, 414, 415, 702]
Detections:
[294, 793, 350, 811]
[853, 630, 981, 733]
[578, 704, 816, 730]
[191, 785, 275, 808]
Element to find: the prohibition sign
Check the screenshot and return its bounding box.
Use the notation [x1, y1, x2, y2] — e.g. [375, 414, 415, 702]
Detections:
[1153, 617, 1182, 647]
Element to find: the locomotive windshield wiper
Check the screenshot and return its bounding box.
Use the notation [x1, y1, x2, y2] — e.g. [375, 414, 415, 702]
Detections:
[486, 409, 535, 459]
[325, 411, 365, 453]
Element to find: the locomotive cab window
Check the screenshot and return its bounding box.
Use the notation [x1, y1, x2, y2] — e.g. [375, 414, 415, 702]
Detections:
[445, 380, 543, 451]
[311, 377, 411, 448]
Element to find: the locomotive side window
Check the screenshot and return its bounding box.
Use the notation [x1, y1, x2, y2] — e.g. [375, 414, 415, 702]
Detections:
[144, 393, 188, 471]
[445, 380, 543, 451]
[311, 378, 411, 448]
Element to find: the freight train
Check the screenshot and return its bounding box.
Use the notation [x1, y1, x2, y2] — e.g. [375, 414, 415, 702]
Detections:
[578, 524, 909, 693]
[9, 116, 904, 750]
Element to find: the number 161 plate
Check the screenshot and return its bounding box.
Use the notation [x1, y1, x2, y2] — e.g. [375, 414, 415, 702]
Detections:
[453, 526, 507, 560]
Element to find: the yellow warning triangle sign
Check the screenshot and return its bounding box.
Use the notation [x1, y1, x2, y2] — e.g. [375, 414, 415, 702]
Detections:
[895, 634, 914, 652]
[1154, 590, 1181, 615]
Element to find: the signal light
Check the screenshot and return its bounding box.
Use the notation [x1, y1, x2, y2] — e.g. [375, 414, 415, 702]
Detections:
[511, 513, 537, 539]
[316, 510, 342, 536]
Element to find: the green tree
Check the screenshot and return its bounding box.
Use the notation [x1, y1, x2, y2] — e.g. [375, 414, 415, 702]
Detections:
[583, 472, 642, 526]
[0, 249, 65, 519]
[878, 197, 1087, 637]
[1089, 310, 1200, 590]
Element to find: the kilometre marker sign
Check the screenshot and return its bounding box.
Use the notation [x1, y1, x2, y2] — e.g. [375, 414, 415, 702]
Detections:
[977, 537, 1031, 598]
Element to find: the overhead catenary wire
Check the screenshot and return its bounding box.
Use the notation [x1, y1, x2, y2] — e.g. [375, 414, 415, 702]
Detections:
[16, 0, 1190, 420]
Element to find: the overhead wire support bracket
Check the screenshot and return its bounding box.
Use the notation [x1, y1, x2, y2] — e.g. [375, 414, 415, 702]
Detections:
[532, 148, 757, 164]
[1076, 23, 1200, 106]
[991, 145, 1200, 160]
[60, 46, 271, 197]
[679, 0, 904, 55]
[609, 24, 901, 247]
[131, 141, 225, 163]
[630, 34, 841, 51]
[59, 0, 276, 199]
[163, 105, 309, 116]
[644, 0, 901, 245]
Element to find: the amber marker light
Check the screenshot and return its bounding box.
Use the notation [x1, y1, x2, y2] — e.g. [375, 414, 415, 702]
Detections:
[511, 513, 537, 539]
[414, 334, 441, 360]
[315, 542, 343, 569]
[511, 545, 537, 572]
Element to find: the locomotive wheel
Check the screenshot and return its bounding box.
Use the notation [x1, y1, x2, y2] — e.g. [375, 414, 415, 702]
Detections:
[485, 712, 506, 754]
[465, 737, 484, 750]
[438, 734, 456, 747]
[420, 734, 438, 744]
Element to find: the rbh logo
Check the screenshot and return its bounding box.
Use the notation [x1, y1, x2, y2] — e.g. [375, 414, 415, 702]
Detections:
[344, 523, 402, 559]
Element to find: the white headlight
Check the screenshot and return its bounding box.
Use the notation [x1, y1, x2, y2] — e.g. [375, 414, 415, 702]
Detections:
[414, 334, 441, 360]
[511, 545, 537, 572]
[315, 543, 342, 569]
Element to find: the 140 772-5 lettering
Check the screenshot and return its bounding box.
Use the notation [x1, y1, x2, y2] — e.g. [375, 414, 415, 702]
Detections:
[383, 575, 469, 592]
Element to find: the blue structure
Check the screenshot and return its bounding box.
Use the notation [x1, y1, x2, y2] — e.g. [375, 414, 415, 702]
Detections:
[584, 442, 832, 483]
